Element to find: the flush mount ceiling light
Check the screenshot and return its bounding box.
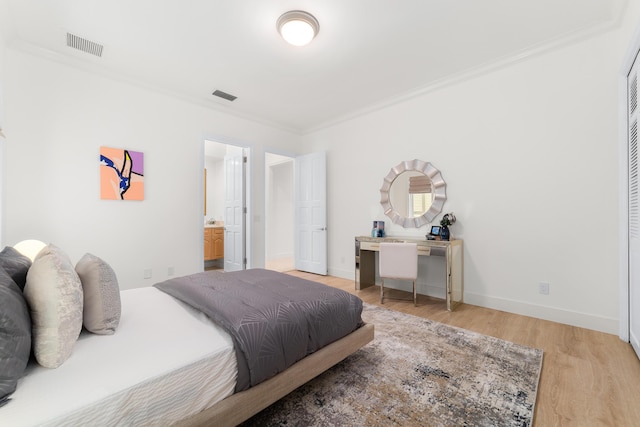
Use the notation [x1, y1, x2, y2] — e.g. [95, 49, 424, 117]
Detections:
[277, 10, 319, 46]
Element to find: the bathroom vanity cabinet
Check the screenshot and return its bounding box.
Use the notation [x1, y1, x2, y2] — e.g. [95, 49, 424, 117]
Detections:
[204, 226, 224, 261]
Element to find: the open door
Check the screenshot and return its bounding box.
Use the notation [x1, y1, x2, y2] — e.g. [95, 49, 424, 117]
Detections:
[224, 152, 246, 272]
[294, 152, 327, 275]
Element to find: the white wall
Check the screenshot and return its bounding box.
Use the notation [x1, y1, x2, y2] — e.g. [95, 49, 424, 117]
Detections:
[204, 156, 224, 222]
[265, 157, 294, 261]
[0, 0, 6, 126]
[204, 141, 243, 224]
[3, 48, 301, 289]
[0, 15, 6, 244]
[0, 0, 7, 246]
[304, 13, 640, 334]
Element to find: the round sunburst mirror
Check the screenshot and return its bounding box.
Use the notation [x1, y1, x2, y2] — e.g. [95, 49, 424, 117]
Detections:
[379, 159, 446, 228]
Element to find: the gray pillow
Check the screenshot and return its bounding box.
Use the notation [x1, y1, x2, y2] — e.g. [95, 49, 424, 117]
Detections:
[24, 244, 83, 368]
[0, 246, 32, 291]
[0, 268, 31, 401]
[75, 253, 121, 335]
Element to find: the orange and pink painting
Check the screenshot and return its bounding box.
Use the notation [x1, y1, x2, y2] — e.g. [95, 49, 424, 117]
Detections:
[99, 146, 144, 200]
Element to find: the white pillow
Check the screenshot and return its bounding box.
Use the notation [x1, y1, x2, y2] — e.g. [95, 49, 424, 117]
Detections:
[24, 244, 83, 368]
[75, 253, 121, 335]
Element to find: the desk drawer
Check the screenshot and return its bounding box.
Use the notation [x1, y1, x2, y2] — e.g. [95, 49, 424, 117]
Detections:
[360, 241, 432, 256]
[360, 241, 380, 251]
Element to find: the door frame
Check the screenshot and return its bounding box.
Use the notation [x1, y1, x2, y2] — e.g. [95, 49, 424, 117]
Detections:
[202, 135, 252, 269]
[618, 22, 640, 342]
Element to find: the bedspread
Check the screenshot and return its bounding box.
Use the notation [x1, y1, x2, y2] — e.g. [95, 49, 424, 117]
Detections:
[154, 269, 364, 392]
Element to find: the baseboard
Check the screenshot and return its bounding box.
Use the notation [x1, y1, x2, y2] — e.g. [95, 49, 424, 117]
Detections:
[464, 292, 618, 335]
[329, 268, 619, 335]
[329, 266, 353, 279]
[631, 330, 640, 358]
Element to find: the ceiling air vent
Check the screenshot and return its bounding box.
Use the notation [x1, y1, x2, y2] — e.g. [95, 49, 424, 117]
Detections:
[66, 33, 104, 57]
[212, 90, 237, 102]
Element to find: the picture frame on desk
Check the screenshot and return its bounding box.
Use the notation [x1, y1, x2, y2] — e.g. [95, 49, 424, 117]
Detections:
[427, 225, 441, 240]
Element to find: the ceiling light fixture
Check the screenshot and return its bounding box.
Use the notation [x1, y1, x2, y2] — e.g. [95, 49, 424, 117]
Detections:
[277, 10, 319, 47]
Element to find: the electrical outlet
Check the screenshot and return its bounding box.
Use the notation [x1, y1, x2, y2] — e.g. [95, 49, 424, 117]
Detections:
[144, 269, 152, 279]
[168, 266, 175, 276]
[538, 281, 550, 295]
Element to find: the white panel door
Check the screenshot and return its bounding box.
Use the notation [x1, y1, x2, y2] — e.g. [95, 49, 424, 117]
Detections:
[294, 152, 327, 275]
[224, 153, 245, 272]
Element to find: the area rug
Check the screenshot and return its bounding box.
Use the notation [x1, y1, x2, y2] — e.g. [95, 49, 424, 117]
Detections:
[241, 303, 543, 427]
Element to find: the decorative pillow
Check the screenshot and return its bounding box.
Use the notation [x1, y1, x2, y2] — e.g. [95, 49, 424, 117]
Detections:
[24, 244, 83, 368]
[0, 246, 32, 291]
[0, 268, 31, 401]
[75, 253, 121, 335]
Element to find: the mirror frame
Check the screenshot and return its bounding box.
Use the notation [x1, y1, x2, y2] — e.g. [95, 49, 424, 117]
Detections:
[379, 159, 446, 228]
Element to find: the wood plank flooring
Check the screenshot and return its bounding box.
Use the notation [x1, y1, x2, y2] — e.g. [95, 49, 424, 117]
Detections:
[286, 270, 640, 426]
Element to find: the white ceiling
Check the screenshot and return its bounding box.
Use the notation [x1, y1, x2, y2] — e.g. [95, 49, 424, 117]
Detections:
[2, 0, 626, 133]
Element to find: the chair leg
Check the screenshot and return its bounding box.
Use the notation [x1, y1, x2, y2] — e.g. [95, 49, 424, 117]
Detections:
[413, 279, 417, 307]
[380, 279, 384, 304]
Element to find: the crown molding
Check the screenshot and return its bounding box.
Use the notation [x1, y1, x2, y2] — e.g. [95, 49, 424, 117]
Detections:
[305, 7, 628, 134]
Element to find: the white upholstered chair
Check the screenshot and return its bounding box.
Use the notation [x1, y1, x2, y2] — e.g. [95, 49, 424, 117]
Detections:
[379, 242, 418, 306]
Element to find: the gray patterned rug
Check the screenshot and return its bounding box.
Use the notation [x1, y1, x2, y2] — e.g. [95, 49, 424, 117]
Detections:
[241, 303, 543, 427]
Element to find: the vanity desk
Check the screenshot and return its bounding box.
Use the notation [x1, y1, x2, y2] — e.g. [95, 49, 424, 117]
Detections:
[355, 236, 463, 311]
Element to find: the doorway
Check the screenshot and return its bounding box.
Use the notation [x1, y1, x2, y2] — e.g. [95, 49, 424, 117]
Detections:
[265, 152, 295, 272]
[204, 139, 246, 271]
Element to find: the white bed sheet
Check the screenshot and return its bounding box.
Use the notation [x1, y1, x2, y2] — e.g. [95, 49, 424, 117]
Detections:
[1, 287, 238, 427]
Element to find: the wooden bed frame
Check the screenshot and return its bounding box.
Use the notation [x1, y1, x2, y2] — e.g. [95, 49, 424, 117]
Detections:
[177, 323, 375, 427]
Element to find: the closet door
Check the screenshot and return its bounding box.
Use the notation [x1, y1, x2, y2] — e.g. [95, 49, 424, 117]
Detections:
[628, 54, 640, 360]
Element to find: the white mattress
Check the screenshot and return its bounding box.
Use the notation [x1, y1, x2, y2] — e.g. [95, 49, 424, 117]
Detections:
[1, 287, 238, 426]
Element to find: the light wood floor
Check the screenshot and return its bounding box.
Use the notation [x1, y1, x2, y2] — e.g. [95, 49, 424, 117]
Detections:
[286, 270, 640, 427]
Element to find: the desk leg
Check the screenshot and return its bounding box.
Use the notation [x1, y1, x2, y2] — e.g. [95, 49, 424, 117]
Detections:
[446, 246, 452, 311]
[355, 249, 376, 290]
[446, 243, 464, 311]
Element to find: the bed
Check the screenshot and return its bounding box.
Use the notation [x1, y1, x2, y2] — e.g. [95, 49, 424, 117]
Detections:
[0, 244, 374, 427]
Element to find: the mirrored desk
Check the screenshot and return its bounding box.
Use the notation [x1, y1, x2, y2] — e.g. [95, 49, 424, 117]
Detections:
[355, 236, 463, 311]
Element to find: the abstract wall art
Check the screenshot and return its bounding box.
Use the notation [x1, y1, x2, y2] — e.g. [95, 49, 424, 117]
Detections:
[100, 146, 144, 200]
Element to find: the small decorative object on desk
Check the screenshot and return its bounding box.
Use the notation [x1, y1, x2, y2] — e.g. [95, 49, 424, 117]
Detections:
[439, 212, 456, 241]
[371, 220, 385, 237]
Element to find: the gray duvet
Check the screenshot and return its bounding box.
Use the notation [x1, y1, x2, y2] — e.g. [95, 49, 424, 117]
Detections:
[154, 268, 364, 392]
